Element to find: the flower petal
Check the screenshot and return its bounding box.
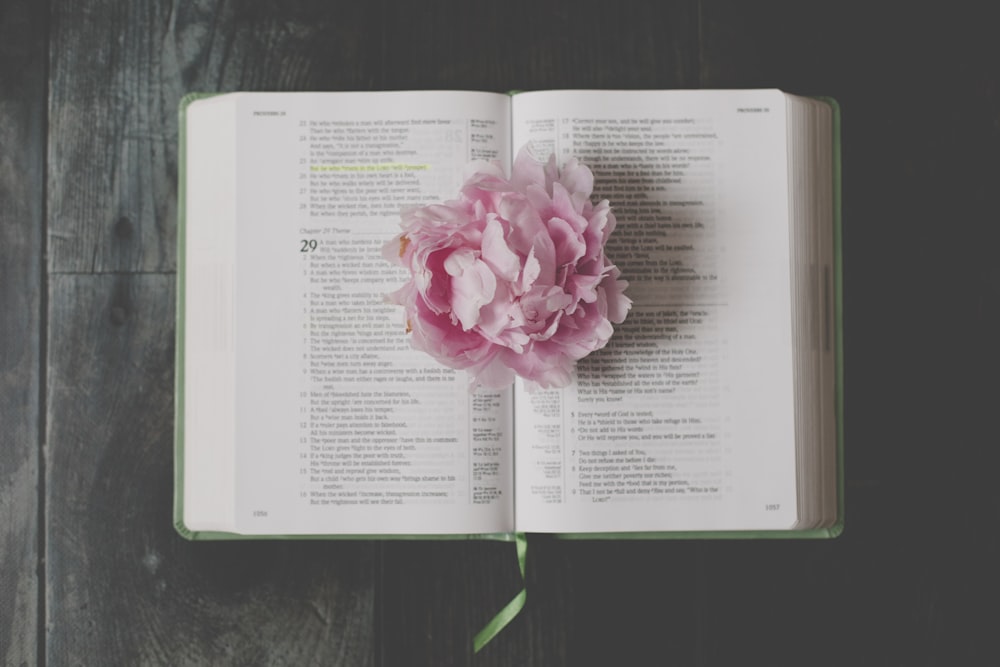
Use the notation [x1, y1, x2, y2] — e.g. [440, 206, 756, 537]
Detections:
[449, 257, 497, 330]
[468, 354, 517, 390]
[558, 157, 594, 199]
[546, 216, 586, 267]
[510, 144, 547, 191]
[501, 195, 545, 255]
[481, 216, 521, 282]
[383, 144, 629, 392]
[518, 247, 540, 295]
[600, 268, 632, 324]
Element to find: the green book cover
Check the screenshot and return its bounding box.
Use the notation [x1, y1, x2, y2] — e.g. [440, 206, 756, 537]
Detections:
[174, 91, 843, 542]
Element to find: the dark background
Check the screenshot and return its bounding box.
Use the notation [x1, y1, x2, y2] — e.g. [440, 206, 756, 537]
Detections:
[2, 0, 999, 664]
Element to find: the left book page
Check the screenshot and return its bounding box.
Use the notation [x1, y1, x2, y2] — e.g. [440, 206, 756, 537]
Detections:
[180, 91, 515, 536]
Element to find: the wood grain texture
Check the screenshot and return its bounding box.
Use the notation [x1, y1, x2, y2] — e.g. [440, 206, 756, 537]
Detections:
[373, 0, 701, 91]
[525, 539, 704, 666]
[44, 274, 375, 665]
[382, 538, 707, 666]
[0, 1, 45, 664]
[379, 541, 524, 666]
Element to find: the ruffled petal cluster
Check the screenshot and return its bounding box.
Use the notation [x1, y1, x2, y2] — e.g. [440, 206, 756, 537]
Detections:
[383, 146, 631, 390]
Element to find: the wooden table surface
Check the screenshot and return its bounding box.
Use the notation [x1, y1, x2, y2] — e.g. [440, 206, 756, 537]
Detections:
[2, 1, 999, 664]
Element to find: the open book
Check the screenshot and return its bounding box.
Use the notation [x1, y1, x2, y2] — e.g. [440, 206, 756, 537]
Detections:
[176, 89, 842, 539]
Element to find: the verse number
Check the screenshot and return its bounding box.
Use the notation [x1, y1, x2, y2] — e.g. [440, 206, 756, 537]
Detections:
[300, 239, 318, 252]
[764, 504, 781, 511]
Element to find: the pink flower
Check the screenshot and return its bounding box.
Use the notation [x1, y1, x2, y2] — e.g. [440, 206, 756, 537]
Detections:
[383, 145, 631, 390]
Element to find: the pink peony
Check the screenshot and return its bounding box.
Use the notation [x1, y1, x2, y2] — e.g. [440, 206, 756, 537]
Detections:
[382, 145, 631, 390]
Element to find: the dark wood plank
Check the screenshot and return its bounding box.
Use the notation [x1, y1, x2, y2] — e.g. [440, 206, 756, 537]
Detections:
[382, 537, 706, 666]
[45, 274, 375, 664]
[534, 539, 704, 666]
[379, 541, 522, 666]
[0, 1, 45, 663]
[47, 1, 179, 273]
[376, 0, 700, 91]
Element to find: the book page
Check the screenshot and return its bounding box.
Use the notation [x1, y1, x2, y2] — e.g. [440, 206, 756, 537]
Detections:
[220, 91, 513, 534]
[510, 90, 798, 532]
[182, 94, 239, 532]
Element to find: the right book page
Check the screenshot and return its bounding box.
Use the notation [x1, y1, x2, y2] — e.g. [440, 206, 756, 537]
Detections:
[510, 90, 801, 533]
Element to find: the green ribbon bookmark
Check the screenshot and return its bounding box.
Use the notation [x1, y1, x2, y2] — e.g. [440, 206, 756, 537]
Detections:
[473, 532, 528, 653]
